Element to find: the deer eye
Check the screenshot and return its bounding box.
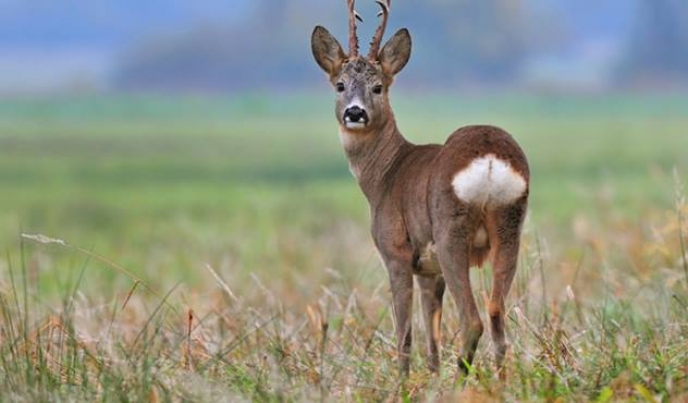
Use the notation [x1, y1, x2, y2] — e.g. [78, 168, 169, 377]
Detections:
[372, 84, 383, 95]
[335, 82, 345, 93]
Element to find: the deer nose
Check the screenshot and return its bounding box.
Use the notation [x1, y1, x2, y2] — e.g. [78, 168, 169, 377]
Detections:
[343, 106, 369, 125]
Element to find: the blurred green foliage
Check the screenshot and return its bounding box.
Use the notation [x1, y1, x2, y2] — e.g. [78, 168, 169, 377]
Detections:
[0, 93, 686, 288]
[1, 94, 687, 401]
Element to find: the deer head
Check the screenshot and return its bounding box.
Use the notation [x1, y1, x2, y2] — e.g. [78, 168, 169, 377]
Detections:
[311, 0, 410, 134]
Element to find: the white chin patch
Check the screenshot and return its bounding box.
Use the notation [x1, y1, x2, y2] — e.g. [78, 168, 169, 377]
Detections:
[344, 121, 367, 130]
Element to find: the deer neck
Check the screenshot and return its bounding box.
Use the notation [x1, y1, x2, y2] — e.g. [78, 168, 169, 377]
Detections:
[339, 116, 411, 205]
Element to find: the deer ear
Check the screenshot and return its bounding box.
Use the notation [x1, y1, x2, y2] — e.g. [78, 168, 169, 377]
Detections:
[379, 28, 411, 76]
[311, 26, 347, 76]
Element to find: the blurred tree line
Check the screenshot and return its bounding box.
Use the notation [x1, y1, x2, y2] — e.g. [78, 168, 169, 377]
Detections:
[112, 0, 688, 91]
[618, 0, 688, 86]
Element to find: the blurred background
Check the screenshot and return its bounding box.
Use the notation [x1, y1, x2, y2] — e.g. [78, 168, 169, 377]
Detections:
[0, 0, 687, 294]
[1, 0, 688, 93]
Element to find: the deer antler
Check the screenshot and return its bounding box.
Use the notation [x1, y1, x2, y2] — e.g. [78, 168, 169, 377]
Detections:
[367, 0, 390, 61]
[347, 0, 363, 58]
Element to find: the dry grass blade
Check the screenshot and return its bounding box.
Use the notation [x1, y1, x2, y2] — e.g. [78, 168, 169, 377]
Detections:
[121, 280, 140, 310]
[205, 264, 239, 303]
[184, 308, 194, 370]
[21, 233, 182, 318]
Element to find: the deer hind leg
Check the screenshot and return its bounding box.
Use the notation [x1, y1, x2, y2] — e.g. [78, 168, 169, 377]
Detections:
[417, 275, 445, 373]
[487, 204, 525, 379]
[435, 224, 483, 375]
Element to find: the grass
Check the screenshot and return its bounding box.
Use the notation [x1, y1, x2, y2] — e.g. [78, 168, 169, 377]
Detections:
[0, 92, 687, 401]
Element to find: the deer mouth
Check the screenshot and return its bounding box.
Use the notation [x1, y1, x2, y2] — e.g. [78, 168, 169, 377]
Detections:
[344, 120, 368, 129]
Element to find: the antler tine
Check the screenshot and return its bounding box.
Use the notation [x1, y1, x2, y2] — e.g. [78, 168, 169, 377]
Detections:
[367, 0, 390, 61]
[347, 0, 362, 58]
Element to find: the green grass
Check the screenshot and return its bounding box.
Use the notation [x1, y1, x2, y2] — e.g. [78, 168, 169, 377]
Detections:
[0, 92, 687, 401]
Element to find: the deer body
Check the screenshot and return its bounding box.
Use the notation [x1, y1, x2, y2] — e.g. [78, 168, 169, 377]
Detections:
[312, 1, 529, 377]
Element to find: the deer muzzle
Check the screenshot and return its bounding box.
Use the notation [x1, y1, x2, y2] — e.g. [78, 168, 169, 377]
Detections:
[343, 105, 369, 129]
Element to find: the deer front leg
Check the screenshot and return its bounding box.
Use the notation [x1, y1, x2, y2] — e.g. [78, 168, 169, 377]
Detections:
[383, 258, 414, 376]
[417, 275, 445, 373]
[435, 225, 483, 376]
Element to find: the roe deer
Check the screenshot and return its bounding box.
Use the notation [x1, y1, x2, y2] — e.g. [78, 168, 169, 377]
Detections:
[311, 0, 530, 377]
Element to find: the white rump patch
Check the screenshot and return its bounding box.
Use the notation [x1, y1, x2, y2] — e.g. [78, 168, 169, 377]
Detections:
[452, 154, 526, 206]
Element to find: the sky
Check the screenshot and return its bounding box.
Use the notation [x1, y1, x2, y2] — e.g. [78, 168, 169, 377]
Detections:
[0, 0, 252, 91]
[0, 1, 252, 47]
[0, 0, 641, 93]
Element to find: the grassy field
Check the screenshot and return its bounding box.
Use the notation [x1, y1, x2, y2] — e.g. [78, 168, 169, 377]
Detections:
[0, 92, 687, 401]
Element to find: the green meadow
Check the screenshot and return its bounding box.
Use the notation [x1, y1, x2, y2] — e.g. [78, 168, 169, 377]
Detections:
[1, 93, 687, 401]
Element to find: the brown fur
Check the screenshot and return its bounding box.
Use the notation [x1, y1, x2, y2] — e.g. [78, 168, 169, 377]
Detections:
[311, 22, 529, 378]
